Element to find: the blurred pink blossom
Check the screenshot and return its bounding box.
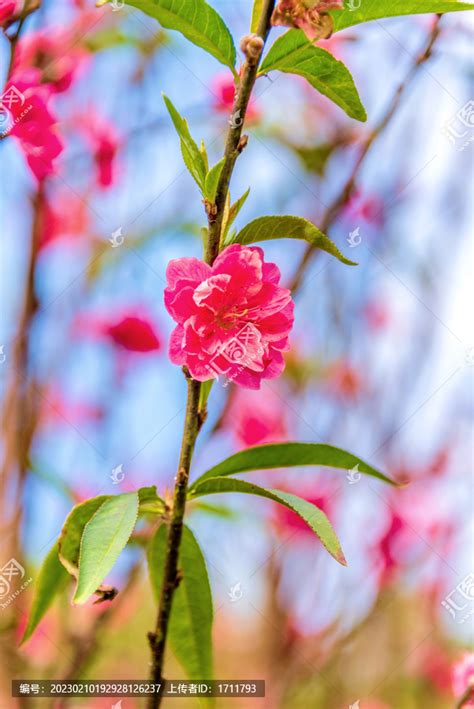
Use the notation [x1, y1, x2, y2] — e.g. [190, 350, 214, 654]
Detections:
[14, 26, 89, 93]
[78, 111, 121, 188]
[326, 359, 364, 401]
[39, 189, 89, 249]
[165, 245, 294, 389]
[0, 0, 19, 25]
[226, 388, 289, 447]
[5, 71, 63, 180]
[211, 73, 260, 124]
[452, 654, 474, 705]
[75, 308, 162, 353]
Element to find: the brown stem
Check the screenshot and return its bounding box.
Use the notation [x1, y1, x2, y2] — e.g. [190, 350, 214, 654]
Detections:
[456, 687, 474, 709]
[147, 375, 202, 707]
[288, 15, 443, 292]
[147, 3, 276, 706]
[205, 0, 276, 265]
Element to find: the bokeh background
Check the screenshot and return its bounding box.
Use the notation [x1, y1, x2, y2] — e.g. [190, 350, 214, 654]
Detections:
[0, 0, 473, 706]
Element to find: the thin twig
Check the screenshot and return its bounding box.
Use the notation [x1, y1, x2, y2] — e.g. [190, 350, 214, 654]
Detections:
[147, 2, 277, 706]
[288, 15, 443, 293]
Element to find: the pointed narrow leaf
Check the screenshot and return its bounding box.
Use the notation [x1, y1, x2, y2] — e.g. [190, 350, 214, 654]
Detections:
[163, 94, 207, 190]
[21, 544, 69, 644]
[251, 0, 264, 32]
[204, 158, 225, 202]
[330, 1, 474, 33]
[73, 492, 139, 605]
[259, 31, 366, 122]
[231, 215, 356, 266]
[148, 524, 213, 678]
[138, 486, 166, 514]
[190, 478, 346, 565]
[125, 0, 236, 70]
[58, 496, 110, 577]
[191, 442, 398, 490]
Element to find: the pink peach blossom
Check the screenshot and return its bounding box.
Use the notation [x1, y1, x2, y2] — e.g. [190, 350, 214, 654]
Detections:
[164, 245, 294, 389]
[3, 71, 62, 180]
[211, 73, 260, 124]
[0, 0, 18, 25]
[78, 111, 120, 188]
[75, 308, 161, 353]
[14, 27, 89, 93]
[226, 388, 288, 447]
[271, 0, 343, 41]
[452, 654, 474, 705]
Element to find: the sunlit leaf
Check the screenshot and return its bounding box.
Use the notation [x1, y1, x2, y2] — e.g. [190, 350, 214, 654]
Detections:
[21, 544, 69, 644]
[58, 496, 110, 577]
[163, 94, 207, 190]
[204, 158, 225, 202]
[230, 215, 356, 265]
[148, 524, 213, 678]
[250, 0, 264, 32]
[259, 30, 367, 121]
[73, 493, 139, 605]
[331, 0, 474, 32]
[191, 442, 398, 490]
[125, 0, 236, 70]
[190, 477, 347, 565]
[138, 486, 166, 514]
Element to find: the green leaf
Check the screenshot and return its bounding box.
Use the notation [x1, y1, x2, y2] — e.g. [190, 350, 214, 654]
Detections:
[148, 524, 213, 678]
[58, 496, 110, 577]
[125, 0, 236, 70]
[190, 478, 347, 565]
[199, 379, 214, 413]
[259, 30, 366, 122]
[73, 493, 139, 605]
[21, 544, 69, 644]
[230, 215, 356, 266]
[204, 158, 225, 202]
[250, 0, 264, 32]
[331, 0, 474, 33]
[225, 188, 250, 234]
[191, 442, 398, 490]
[138, 486, 166, 514]
[163, 94, 207, 191]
